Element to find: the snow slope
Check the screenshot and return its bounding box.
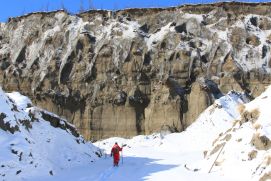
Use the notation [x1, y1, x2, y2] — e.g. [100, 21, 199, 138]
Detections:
[0, 88, 99, 181]
[202, 85, 271, 181]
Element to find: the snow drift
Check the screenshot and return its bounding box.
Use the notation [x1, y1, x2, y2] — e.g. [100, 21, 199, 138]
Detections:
[203, 85, 271, 181]
[0, 88, 99, 181]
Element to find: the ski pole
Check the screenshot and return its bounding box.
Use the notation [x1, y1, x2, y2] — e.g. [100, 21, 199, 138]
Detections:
[121, 144, 126, 165]
[122, 149, 123, 164]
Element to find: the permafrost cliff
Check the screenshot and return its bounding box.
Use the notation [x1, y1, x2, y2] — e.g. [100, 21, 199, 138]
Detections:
[1, 2, 271, 140]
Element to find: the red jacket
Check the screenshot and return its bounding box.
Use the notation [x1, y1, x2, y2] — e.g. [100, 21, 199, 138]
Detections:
[111, 144, 122, 161]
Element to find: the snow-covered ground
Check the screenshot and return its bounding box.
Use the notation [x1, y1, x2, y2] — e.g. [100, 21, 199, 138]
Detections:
[2, 85, 271, 180]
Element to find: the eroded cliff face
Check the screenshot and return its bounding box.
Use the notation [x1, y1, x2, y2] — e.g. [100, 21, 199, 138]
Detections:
[1, 2, 271, 140]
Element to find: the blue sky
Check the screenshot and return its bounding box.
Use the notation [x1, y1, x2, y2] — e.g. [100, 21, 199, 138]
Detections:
[0, 0, 269, 22]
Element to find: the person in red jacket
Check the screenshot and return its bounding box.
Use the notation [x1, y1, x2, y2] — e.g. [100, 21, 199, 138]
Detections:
[111, 142, 123, 167]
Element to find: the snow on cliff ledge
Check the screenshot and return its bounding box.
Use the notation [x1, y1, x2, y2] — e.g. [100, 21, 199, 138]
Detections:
[0, 88, 99, 180]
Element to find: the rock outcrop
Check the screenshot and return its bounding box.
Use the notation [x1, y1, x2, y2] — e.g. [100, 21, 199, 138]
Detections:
[1, 2, 271, 140]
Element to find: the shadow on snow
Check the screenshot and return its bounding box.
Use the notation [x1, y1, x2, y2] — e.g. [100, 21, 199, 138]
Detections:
[26, 156, 178, 181]
[95, 156, 178, 181]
